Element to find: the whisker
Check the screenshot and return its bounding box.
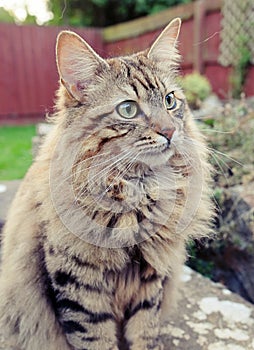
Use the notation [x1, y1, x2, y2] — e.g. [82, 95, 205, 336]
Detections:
[72, 149, 131, 179]
[184, 136, 243, 167]
[74, 149, 133, 201]
[201, 129, 234, 134]
[53, 150, 111, 189]
[72, 150, 141, 218]
[74, 148, 137, 206]
[183, 137, 232, 183]
[211, 192, 223, 215]
[207, 147, 243, 167]
[101, 151, 142, 197]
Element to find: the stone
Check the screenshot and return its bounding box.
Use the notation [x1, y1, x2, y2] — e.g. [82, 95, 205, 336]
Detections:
[161, 266, 254, 349]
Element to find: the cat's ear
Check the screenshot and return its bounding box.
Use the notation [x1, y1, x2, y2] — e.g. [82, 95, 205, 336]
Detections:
[147, 18, 181, 64]
[56, 31, 107, 102]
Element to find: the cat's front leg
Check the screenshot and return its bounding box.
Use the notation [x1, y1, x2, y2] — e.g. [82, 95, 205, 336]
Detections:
[49, 261, 119, 350]
[124, 279, 164, 350]
[55, 295, 119, 350]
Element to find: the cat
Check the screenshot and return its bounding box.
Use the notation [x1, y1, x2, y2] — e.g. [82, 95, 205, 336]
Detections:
[0, 18, 213, 350]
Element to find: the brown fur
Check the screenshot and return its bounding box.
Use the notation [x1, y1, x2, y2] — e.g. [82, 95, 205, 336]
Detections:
[0, 18, 213, 350]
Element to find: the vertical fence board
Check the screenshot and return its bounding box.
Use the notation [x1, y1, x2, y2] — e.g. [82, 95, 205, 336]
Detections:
[0, 24, 17, 115]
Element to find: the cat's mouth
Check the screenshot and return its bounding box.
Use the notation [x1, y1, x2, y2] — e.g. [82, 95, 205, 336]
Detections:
[131, 129, 177, 166]
[134, 141, 175, 166]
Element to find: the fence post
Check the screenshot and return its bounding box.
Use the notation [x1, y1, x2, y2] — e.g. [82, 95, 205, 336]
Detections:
[193, 0, 206, 73]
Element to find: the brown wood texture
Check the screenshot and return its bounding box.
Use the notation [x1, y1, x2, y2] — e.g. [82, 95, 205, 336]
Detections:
[0, 24, 103, 123]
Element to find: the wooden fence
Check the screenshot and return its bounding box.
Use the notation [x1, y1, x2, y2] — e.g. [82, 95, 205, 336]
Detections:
[0, 25, 103, 124]
[0, 0, 253, 124]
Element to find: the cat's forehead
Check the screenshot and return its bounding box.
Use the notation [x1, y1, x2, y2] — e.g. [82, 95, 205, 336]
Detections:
[107, 54, 159, 80]
[106, 54, 179, 96]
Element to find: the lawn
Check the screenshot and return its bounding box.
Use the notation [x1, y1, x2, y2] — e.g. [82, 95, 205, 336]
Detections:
[0, 125, 36, 180]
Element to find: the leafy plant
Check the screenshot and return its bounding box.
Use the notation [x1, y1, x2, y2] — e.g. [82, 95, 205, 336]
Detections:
[180, 72, 212, 109]
[46, 0, 193, 27]
[187, 240, 215, 278]
[0, 7, 15, 23]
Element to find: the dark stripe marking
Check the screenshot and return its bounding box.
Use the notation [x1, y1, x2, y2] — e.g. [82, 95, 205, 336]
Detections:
[141, 273, 158, 283]
[124, 299, 155, 321]
[97, 133, 124, 150]
[34, 202, 42, 208]
[133, 74, 149, 90]
[146, 194, 157, 205]
[55, 271, 78, 287]
[156, 299, 162, 312]
[107, 214, 119, 228]
[85, 310, 114, 324]
[37, 242, 59, 311]
[62, 320, 87, 334]
[48, 245, 55, 255]
[57, 299, 85, 313]
[92, 210, 99, 220]
[55, 271, 103, 293]
[57, 298, 114, 324]
[12, 316, 20, 334]
[81, 336, 99, 342]
[130, 82, 139, 98]
[126, 64, 131, 77]
[147, 205, 153, 212]
[136, 210, 145, 223]
[71, 255, 99, 270]
[135, 62, 158, 90]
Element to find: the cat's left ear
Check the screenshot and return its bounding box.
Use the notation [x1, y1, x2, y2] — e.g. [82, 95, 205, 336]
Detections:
[147, 18, 181, 64]
[56, 31, 108, 102]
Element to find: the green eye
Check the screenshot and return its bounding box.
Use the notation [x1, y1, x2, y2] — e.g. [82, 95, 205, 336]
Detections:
[165, 92, 177, 110]
[117, 100, 138, 119]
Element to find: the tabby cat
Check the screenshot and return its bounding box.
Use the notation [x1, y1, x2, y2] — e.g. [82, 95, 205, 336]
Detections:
[0, 18, 213, 350]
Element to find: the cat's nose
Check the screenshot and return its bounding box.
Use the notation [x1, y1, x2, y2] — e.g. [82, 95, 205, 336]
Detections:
[160, 127, 176, 141]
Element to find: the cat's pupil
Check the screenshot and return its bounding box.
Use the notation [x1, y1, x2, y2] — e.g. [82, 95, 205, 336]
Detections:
[165, 92, 176, 110]
[166, 95, 172, 104]
[126, 104, 132, 114]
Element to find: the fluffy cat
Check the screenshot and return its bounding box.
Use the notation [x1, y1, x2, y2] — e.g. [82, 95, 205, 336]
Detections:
[0, 18, 213, 350]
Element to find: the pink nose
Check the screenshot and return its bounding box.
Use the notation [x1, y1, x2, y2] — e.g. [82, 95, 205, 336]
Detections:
[161, 127, 176, 140]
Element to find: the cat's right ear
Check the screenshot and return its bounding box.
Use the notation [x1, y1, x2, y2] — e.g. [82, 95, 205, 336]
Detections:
[147, 18, 181, 66]
[56, 31, 108, 102]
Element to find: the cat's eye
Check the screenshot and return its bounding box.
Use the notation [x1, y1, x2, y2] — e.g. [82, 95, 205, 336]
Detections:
[117, 100, 138, 119]
[165, 92, 177, 110]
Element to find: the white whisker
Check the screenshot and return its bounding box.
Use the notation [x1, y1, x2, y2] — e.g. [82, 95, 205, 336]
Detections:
[74, 149, 133, 202]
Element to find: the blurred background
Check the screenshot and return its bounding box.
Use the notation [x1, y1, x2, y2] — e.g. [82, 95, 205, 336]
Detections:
[0, 0, 254, 307]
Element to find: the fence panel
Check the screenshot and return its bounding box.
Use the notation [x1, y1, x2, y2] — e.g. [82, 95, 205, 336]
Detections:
[0, 24, 103, 123]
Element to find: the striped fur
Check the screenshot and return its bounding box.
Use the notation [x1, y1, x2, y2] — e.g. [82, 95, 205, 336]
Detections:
[0, 19, 213, 350]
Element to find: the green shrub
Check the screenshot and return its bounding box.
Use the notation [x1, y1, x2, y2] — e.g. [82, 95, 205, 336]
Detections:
[180, 72, 212, 109]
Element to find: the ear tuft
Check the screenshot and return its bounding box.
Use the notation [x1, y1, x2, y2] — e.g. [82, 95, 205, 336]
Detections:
[147, 18, 181, 65]
[56, 31, 107, 102]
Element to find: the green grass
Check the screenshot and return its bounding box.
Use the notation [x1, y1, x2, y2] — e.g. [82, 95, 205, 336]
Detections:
[0, 125, 36, 180]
